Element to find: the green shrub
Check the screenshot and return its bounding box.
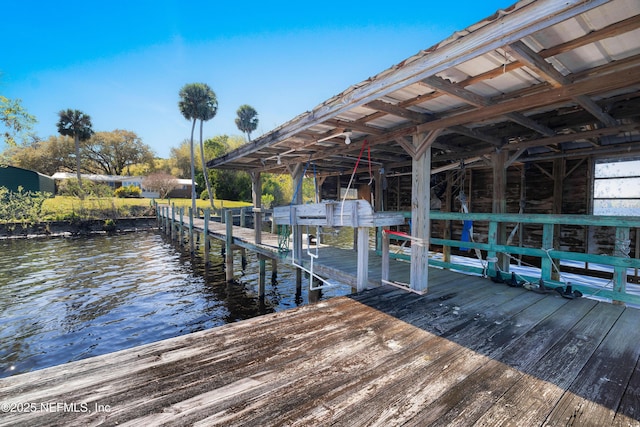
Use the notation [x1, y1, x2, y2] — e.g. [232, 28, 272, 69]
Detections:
[261, 193, 275, 209]
[114, 185, 142, 198]
[0, 186, 52, 223]
[57, 179, 114, 198]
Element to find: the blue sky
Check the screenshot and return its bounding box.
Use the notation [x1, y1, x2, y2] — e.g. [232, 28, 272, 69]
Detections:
[3, 0, 512, 158]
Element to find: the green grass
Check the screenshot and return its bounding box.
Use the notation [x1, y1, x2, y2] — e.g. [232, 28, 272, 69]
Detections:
[40, 196, 252, 221]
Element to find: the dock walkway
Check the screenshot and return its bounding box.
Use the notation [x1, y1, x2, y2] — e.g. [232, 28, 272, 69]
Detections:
[2, 272, 639, 426]
[159, 207, 412, 289]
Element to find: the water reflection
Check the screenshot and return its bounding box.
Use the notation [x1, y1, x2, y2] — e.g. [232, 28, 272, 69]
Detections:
[0, 231, 351, 378]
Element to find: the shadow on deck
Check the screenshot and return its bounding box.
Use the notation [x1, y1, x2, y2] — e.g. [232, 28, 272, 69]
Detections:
[1, 269, 638, 426]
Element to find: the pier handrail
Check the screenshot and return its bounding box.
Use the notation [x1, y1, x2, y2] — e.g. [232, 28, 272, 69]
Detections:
[381, 211, 640, 305]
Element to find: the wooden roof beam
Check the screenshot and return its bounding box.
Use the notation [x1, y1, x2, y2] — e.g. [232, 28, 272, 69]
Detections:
[423, 76, 555, 136]
[364, 99, 432, 123]
[366, 95, 502, 146]
[506, 40, 618, 127]
[449, 125, 503, 147]
[541, 14, 640, 59]
[417, 66, 640, 133]
[323, 119, 384, 135]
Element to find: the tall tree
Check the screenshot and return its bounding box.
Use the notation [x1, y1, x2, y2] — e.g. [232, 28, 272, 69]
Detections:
[169, 140, 194, 179]
[56, 109, 93, 191]
[178, 83, 218, 212]
[1, 95, 36, 148]
[2, 135, 75, 175]
[84, 129, 155, 175]
[235, 104, 258, 142]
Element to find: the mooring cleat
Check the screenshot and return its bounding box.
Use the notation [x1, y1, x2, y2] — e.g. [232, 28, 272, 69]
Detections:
[532, 278, 552, 294]
[555, 283, 582, 299]
[507, 272, 525, 288]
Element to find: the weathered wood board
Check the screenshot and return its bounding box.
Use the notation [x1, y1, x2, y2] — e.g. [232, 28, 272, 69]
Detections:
[2, 272, 639, 426]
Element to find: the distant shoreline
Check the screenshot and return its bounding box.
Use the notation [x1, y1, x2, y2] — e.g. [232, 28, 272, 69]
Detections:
[0, 217, 157, 239]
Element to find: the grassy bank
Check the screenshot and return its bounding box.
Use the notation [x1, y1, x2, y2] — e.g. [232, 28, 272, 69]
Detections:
[39, 196, 252, 222]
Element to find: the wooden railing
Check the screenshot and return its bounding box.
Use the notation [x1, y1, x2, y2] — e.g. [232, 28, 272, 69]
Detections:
[380, 211, 640, 305]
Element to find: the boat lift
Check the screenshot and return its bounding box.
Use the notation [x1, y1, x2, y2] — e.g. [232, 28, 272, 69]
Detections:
[273, 200, 405, 292]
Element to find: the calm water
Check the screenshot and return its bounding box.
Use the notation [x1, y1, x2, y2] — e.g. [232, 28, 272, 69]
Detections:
[0, 231, 352, 378]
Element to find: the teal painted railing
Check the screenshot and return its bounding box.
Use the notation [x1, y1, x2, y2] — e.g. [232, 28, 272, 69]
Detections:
[379, 211, 640, 305]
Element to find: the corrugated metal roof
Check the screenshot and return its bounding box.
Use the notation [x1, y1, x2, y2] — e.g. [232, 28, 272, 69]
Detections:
[208, 0, 640, 176]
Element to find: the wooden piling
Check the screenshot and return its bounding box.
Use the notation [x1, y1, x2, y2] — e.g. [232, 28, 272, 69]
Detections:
[164, 206, 170, 236]
[254, 208, 262, 245]
[240, 248, 247, 270]
[258, 255, 266, 298]
[225, 210, 234, 282]
[170, 203, 176, 241]
[179, 207, 184, 246]
[189, 207, 195, 254]
[271, 258, 278, 282]
[204, 209, 210, 265]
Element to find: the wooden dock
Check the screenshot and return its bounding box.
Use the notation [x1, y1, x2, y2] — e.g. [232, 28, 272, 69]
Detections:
[156, 206, 413, 290]
[2, 271, 639, 426]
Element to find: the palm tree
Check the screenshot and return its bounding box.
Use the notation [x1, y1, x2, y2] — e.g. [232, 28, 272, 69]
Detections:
[178, 83, 218, 213]
[56, 109, 93, 194]
[235, 105, 258, 142]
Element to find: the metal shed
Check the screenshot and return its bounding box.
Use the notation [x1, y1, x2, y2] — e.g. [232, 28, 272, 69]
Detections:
[0, 165, 55, 194]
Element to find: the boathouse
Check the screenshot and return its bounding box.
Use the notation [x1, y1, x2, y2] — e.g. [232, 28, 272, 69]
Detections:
[208, 0, 640, 302]
[0, 165, 55, 194]
[4, 1, 640, 426]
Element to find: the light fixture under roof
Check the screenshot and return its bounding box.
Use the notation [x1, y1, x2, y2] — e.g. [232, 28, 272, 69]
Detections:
[317, 129, 353, 144]
[344, 130, 352, 145]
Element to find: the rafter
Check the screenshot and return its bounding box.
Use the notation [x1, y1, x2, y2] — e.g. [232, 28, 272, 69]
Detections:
[506, 40, 618, 127]
[320, 119, 381, 135]
[364, 100, 432, 123]
[422, 76, 555, 136]
[417, 66, 640, 134]
[541, 14, 640, 59]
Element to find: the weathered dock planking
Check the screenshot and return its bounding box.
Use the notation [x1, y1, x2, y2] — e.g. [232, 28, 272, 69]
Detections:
[2, 271, 639, 426]
[158, 206, 413, 289]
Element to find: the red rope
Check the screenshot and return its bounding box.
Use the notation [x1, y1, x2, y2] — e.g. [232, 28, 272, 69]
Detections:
[383, 230, 410, 237]
[351, 139, 368, 175]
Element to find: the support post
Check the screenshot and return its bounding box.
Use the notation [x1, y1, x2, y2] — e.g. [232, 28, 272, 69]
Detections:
[552, 158, 565, 280]
[251, 172, 262, 245]
[204, 208, 210, 265]
[493, 150, 508, 272]
[410, 136, 431, 293]
[381, 228, 390, 285]
[258, 255, 266, 298]
[240, 208, 246, 228]
[356, 226, 369, 292]
[188, 207, 194, 254]
[271, 258, 278, 282]
[443, 170, 453, 265]
[374, 167, 384, 253]
[487, 220, 499, 278]
[634, 227, 640, 283]
[179, 207, 184, 246]
[225, 210, 234, 282]
[240, 247, 247, 270]
[613, 226, 630, 303]
[165, 206, 170, 236]
[541, 223, 554, 281]
[170, 203, 176, 241]
[291, 165, 304, 262]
